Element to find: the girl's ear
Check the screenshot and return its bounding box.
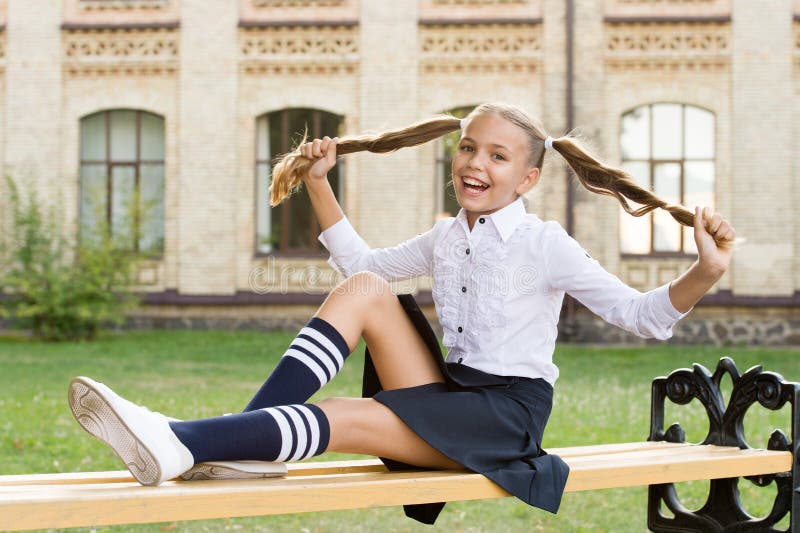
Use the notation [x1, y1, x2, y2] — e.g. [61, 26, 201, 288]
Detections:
[516, 166, 541, 195]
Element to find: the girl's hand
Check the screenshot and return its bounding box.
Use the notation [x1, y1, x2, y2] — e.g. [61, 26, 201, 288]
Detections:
[299, 136, 338, 182]
[694, 206, 735, 276]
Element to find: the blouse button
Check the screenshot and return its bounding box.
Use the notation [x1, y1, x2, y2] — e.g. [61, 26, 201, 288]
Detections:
[461, 286, 467, 293]
[458, 358, 463, 364]
[478, 217, 485, 224]
[457, 326, 463, 333]
[465, 248, 470, 255]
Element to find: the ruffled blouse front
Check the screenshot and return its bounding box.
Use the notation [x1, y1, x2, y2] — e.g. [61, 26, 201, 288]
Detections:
[318, 197, 689, 385]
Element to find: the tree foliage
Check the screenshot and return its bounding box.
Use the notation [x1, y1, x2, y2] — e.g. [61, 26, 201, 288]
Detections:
[0, 176, 142, 341]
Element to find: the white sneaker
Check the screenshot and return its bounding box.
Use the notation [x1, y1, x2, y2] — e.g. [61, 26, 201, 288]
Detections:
[68, 376, 195, 486]
[181, 460, 287, 481]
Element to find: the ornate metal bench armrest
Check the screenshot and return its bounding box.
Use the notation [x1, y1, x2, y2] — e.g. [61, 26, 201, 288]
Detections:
[647, 357, 800, 532]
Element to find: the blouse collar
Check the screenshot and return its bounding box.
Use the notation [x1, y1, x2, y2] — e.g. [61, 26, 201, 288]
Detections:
[456, 197, 527, 242]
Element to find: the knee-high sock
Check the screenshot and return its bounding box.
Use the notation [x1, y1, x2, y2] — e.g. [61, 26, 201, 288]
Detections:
[244, 317, 350, 411]
[169, 404, 330, 464]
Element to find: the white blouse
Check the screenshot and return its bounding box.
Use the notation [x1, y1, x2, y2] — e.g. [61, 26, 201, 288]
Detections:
[318, 197, 690, 384]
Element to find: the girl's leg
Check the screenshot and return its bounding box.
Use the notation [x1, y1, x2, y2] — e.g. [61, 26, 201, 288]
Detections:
[245, 271, 443, 410]
[319, 397, 461, 469]
[173, 398, 461, 471]
[316, 271, 444, 390]
[68, 272, 453, 485]
[69, 377, 460, 487]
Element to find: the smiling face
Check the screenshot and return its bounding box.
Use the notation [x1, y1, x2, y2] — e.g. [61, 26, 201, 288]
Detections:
[452, 112, 541, 229]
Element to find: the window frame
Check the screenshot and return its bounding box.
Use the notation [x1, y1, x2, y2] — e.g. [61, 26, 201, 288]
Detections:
[619, 102, 715, 258]
[254, 108, 344, 258]
[78, 109, 165, 258]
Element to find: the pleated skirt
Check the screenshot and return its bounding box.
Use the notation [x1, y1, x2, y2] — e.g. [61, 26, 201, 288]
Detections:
[360, 294, 570, 524]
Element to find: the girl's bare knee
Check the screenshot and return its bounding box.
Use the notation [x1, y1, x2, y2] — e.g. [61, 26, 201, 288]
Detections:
[334, 271, 394, 304]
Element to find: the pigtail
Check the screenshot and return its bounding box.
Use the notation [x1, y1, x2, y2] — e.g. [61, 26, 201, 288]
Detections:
[269, 115, 461, 206]
[550, 136, 733, 249]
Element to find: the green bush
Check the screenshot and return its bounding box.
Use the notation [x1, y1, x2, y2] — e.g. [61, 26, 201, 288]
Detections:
[0, 176, 141, 341]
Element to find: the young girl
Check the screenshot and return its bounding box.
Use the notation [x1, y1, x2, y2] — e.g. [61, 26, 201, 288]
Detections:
[68, 102, 735, 523]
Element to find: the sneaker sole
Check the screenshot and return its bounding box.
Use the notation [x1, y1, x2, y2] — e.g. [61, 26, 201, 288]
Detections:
[181, 461, 287, 481]
[68, 377, 162, 486]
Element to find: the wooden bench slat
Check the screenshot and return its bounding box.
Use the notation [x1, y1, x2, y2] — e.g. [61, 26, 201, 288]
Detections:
[550, 441, 689, 457]
[0, 443, 791, 531]
[564, 447, 791, 492]
[564, 443, 753, 465]
[0, 460, 390, 486]
[0, 470, 508, 530]
[0, 441, 690, 487]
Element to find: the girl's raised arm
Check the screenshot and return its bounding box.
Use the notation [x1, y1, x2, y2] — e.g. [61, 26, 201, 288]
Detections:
[299, 136, 344, 232]
[668, 206, 736, 313]
[293, 135, 440, 282]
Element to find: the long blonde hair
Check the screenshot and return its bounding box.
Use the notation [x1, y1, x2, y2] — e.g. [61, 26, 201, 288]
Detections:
[269, 102, 727, 247]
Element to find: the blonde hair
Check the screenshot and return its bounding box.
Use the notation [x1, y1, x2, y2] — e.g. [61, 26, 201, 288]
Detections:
[269, 116, 460, 206]
[269, 102, 729, 247]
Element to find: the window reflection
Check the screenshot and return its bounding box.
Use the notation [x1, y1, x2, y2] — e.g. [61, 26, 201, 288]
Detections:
[619, 103, 715, 255]
[79, 110, 165, 255]
[652, 104, 683, 159]
[620, 107, 650, 160]
[653, 163, 681, 252]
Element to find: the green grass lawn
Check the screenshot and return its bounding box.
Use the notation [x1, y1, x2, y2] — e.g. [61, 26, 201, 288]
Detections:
[1, 330, 798, 532]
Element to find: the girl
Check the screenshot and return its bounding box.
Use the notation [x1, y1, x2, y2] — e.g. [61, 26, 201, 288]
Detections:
[68, 103, 735, 523]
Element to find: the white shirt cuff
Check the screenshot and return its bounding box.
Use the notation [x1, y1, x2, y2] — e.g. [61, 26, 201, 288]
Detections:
[317, 216, 370, 275]
[317, 216, 356, 249]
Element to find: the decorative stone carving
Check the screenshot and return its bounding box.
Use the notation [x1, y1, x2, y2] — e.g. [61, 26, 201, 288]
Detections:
[62, 28, 179, 77]
[252, 0, 345, 6]
[605, 22, 730, 72]
[241, 63, 357, 75]
[239, 25, 358, 76]
[419, 23, 541, 74]
[604, 0, 730, 19]
[419, 0, 540, 24]
[431, 0, 528, 4]
[239, 0, 356, 24]
[65, 0, 179, 26]
[615, 0, 719, 3]
[78, 0, 170, 10]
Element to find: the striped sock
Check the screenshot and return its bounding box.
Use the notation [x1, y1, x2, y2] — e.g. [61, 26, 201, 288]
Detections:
[244, 317, 350, 411]
[169, 404, 329, 464]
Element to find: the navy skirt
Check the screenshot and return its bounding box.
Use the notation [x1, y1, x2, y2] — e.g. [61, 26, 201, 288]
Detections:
[361, 294, 570, 525]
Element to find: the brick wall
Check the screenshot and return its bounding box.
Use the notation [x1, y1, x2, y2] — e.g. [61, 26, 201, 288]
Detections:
[1, 0, 798, 341]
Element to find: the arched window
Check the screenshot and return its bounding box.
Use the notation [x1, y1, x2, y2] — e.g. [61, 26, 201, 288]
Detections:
[79, 110, 165, 254]
[255, 109, 344, 255]
[436, 106, 475, 218]
[619, 103, 715, 255]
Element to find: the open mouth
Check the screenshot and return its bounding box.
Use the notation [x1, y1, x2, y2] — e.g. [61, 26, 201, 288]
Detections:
[462, 177, 490, 195]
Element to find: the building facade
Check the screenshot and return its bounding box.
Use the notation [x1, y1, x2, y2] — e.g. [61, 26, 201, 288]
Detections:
[0, 0, 798, 344]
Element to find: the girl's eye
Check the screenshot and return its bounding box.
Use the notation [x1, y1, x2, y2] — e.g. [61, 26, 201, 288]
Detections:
[460, 145, 473, 152]
[493, 153, 506, 161]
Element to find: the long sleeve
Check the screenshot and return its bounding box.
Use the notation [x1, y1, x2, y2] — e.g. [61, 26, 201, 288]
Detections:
[543, 224, 690, 340]
[317, 216, 443, 282]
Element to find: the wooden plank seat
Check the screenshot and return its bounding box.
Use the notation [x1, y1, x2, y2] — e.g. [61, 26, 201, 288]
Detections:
[1, 358, 798, 532]
[0, 441, 792, 531]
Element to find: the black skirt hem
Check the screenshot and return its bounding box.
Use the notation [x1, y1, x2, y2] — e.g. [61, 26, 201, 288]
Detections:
[360, 294, 569, 524]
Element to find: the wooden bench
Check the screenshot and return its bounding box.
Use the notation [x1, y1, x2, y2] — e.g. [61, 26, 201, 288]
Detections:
[1, 358, 798, 532]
